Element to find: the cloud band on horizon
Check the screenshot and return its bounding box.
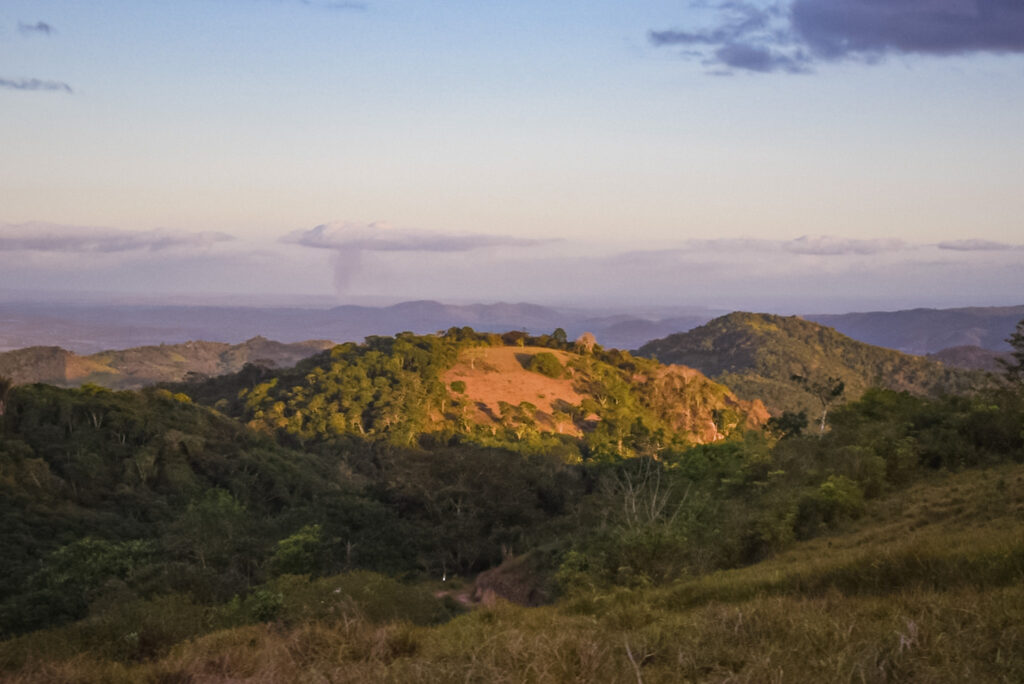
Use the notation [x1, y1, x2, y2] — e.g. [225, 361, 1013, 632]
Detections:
[0, 223, 235, 253]
[283, 221, 555, 294]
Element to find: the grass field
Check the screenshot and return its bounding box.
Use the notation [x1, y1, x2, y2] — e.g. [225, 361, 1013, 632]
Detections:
[3, 463, 1021, 683]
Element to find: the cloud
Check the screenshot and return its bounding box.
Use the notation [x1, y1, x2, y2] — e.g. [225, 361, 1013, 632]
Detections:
[714, 42, 810, 73]
[0, 223, 235, 253]
[284, 221, 550, 253]
[283, 221, 553, 295]
[783, 235, 907, 255]
[937, 238, 1021, 251]
[792, 0, 1024, 58]
[0, 78, 72, 93]
[18, 21, 54, 36]
[651, 0, 1024, 74]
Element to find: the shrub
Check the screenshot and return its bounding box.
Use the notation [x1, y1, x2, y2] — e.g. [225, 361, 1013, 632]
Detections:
[528, 353, 564, 379]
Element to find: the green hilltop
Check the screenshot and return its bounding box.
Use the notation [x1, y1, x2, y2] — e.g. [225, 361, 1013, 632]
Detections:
[636, 312, 982, 419]
[177, 328, 768, 460]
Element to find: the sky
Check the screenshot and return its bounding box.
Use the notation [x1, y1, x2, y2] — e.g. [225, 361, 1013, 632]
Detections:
[1, 0, 1023, 313]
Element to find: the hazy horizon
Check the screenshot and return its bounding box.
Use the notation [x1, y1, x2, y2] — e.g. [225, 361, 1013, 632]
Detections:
[3, 1, 1022, 312]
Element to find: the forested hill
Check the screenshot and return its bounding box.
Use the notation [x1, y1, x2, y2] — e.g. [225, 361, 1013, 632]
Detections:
[635, 312, 982, 417]
[177, 329, 767, 459]
[0, 337, 333, 390]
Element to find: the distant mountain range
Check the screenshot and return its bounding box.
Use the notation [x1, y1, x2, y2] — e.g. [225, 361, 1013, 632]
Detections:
[0, 337, 333, 389]
[0, 300, 1020, 377]
[0, 300, 721, 355]
[806, 306, 1024, 354]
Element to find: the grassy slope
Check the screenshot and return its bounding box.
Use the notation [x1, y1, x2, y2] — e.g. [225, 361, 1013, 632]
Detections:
[6, 463, 1021, 683]
[637, 312, 982, 416]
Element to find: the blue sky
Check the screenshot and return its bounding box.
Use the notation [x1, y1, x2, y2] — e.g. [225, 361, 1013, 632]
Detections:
[1, 0, 1022, 312]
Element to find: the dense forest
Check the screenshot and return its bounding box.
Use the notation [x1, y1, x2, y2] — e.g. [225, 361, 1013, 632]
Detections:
[1, 320, 1022, 681]
[637, 312, 982, 418]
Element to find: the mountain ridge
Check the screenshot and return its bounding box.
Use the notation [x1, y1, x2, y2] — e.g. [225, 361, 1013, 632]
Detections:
[0, 337, 334, 389]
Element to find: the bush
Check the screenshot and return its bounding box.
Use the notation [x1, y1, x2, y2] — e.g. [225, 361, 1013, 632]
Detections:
[528, 353, 564, 379]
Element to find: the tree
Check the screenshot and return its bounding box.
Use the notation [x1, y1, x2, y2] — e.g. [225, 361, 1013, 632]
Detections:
[998, 318, 1024, 386]
[528, 352, 564, 378]
[791, 374, 845, 434]
[0, 375, 11, 418]
[766, 410, 808, 439]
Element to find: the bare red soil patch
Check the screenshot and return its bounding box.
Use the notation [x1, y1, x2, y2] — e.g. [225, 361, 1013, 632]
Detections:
[443, 347, 586, 435]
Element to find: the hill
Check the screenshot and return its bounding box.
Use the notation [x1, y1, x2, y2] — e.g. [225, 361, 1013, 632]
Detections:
[0, 337, 333, 389]
[807, 305, 1024, 354]
[636, 312, 981, 417]
[2, 384, 1021, 681]
[927, 345, 1011, 372]
[183, 330, 768, 458]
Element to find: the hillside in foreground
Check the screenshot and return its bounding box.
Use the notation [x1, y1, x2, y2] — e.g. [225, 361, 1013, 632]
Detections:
[636, 312, 982, 417]
[3, 457, 1020, 682]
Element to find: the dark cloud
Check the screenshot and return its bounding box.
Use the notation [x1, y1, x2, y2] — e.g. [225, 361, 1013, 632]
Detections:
[0, 223, 234, 253]
[937, 238, 1020, 251]
[792, 0, 1024, 58]
[650, 2, 780, 47]
[0, 78, 72, 93]
[18, 21, 54, 35]
[284, 222, 550, 253]
[714, 42, 810, 72]
[651, 0, 1024, 74]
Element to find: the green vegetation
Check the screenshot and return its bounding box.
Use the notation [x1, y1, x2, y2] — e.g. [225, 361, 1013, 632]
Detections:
[3, 460, 1020, 682]
[637, 312, 982, 417]
[0, 319, 1021, 681]
[527, 352, 565, 378]
[176, 329, 764, 459]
